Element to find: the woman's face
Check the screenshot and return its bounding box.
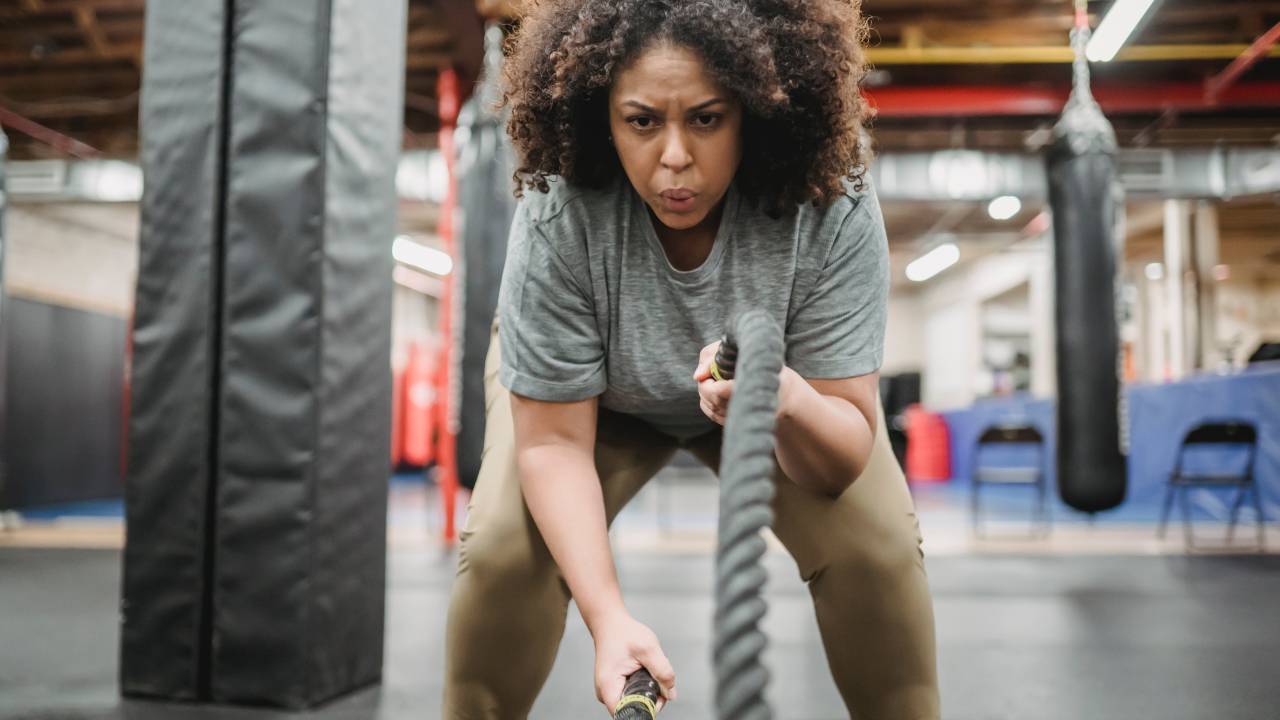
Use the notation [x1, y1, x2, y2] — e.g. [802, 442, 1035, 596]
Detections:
[608, 42, 743, 234]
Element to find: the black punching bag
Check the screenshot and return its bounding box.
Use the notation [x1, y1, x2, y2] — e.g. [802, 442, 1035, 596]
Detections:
[455, 24, 517, 490]
[1046, 17, 1127, 512]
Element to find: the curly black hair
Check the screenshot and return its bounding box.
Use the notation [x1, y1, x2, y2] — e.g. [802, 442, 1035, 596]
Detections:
[501, 0, 872, 217]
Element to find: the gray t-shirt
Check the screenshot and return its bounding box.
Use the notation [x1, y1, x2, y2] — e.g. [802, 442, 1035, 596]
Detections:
[496, 173, 888, 440]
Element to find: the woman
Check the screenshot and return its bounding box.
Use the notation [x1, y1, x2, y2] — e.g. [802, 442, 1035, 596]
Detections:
[443, 1, 939, 718]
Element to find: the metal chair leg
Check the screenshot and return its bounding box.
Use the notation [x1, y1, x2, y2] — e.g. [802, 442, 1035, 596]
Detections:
[1251, 481, 1265, 551]
[1157, 483, 1177, 539]
[1227, 485, 1247, 545]
[1036, 479, 1050, 537]
[1180, 486, 1195, 550]
[971, 480, 983, 538]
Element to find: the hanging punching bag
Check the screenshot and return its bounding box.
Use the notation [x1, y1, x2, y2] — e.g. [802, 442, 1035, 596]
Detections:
[1046, 8, 1127, 512]
[455, 24, 517, 490]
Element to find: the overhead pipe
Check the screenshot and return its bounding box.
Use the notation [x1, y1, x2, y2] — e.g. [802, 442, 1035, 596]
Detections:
[870, 147, 1280, 202]
[12, 146, 1280, 204]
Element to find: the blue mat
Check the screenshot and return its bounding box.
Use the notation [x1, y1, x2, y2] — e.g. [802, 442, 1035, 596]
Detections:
[939, 364, 1280, 523]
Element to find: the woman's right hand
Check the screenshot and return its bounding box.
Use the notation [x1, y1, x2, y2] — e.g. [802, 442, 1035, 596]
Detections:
[590, 610, 677, 715]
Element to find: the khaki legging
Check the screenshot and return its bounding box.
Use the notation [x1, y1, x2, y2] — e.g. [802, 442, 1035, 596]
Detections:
[443, 322, 940, 719]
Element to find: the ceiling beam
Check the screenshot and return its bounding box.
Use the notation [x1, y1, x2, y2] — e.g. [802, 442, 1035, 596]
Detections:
[0, 70, 138, 97]
[406, 51, 453, 71]
[407, 26, 453, 47]
[0, 91, 138, 119]
[14, 0, 142, 11]
[73, 7, 110, 56]
[0, 44, 142, 66]
[867, 82, 1280, 117]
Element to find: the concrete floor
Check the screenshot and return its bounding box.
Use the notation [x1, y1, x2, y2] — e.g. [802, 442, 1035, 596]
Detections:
[3, 540, 1280, 720]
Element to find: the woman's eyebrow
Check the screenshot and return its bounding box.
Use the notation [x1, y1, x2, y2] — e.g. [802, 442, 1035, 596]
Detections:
[620, 98, 727, 113]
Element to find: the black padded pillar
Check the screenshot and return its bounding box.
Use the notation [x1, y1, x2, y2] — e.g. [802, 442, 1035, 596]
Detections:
[1046, 25, 1127, 513]
[0, 126, 8, 506]
[121, 0, 406, 708]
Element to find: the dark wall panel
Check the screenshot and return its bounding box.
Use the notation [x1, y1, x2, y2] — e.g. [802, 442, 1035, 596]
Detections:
[1, 297, 126, 508]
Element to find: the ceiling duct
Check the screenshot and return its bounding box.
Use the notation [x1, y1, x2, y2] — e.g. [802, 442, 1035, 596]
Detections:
[6, 160, 68, 196]
[870, 147, 1280, 201]
[8, 147, 1280, 204]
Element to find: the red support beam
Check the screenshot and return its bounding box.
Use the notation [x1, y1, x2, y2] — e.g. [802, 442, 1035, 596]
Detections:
[1205, 21, 1280, 103]
[0, 103, 101, 157]
[866, 82, 1280, 118]
[434, 68, 461, 546]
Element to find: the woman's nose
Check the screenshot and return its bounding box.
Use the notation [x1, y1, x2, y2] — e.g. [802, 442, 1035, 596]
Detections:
[660, 128, 693, 173]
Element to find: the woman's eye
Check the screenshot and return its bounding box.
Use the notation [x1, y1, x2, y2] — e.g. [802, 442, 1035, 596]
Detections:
[693, 113, 721, 128]
[627, 116, 656, 130]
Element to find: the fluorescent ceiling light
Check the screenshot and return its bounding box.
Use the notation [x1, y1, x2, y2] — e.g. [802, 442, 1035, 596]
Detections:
[987, 195, 1022, 221]
[393, 265, 445, 297]
[906, 243, 960, 282]
[1087, 0, 1159, 63]
[393, 235, 453, 276]
[1144, 262, 1164, 280]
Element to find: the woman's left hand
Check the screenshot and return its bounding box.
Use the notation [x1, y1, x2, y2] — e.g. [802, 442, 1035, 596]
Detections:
[693, 341, 795, 425]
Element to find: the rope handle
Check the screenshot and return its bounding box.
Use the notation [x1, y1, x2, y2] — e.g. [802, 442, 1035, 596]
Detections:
[613, 668, 660, 719]
[709, 330, 739, 382]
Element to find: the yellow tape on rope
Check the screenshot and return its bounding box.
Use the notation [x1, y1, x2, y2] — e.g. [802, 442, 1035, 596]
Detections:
[613, 693, 657, 719]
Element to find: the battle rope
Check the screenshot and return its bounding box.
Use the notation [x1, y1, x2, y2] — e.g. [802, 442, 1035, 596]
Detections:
[615, 309, 781, 719]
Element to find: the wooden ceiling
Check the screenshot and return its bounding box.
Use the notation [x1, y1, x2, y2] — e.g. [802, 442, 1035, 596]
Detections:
[1, 0, 1278, 158]
[0, 0, 483, 158]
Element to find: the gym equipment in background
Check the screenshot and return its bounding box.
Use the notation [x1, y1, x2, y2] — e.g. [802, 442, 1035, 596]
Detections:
[1158, 420, 1265, 551]
[617, 310, 783, 719]
[970, 423, 1051, 537]
[710, 310, 782, 720]
[455, 24, 518, 492]
[120, 0, 405, 707]
[0, 126, 8, 513]
[1046, 2, 1127, 513]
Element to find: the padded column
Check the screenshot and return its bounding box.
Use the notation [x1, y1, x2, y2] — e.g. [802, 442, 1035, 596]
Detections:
[0, 127, 7, 505]
[120, 0, 227, 698]
[121, 0, 405, 707]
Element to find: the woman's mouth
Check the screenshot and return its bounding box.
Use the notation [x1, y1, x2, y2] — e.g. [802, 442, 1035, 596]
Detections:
[660, 189, 697, 212]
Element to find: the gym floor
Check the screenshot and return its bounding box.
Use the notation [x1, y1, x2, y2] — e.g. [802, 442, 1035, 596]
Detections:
[3, 464, 1279, 720]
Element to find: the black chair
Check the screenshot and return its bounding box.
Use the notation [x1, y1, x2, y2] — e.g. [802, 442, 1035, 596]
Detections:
[971, 423, 1049, 538]
[1158, 421, 1264, 551]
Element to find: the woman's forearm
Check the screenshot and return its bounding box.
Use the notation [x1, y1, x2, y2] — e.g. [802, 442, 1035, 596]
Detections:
[773, 369, 875, 497]
[517, 444, 627, 634]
